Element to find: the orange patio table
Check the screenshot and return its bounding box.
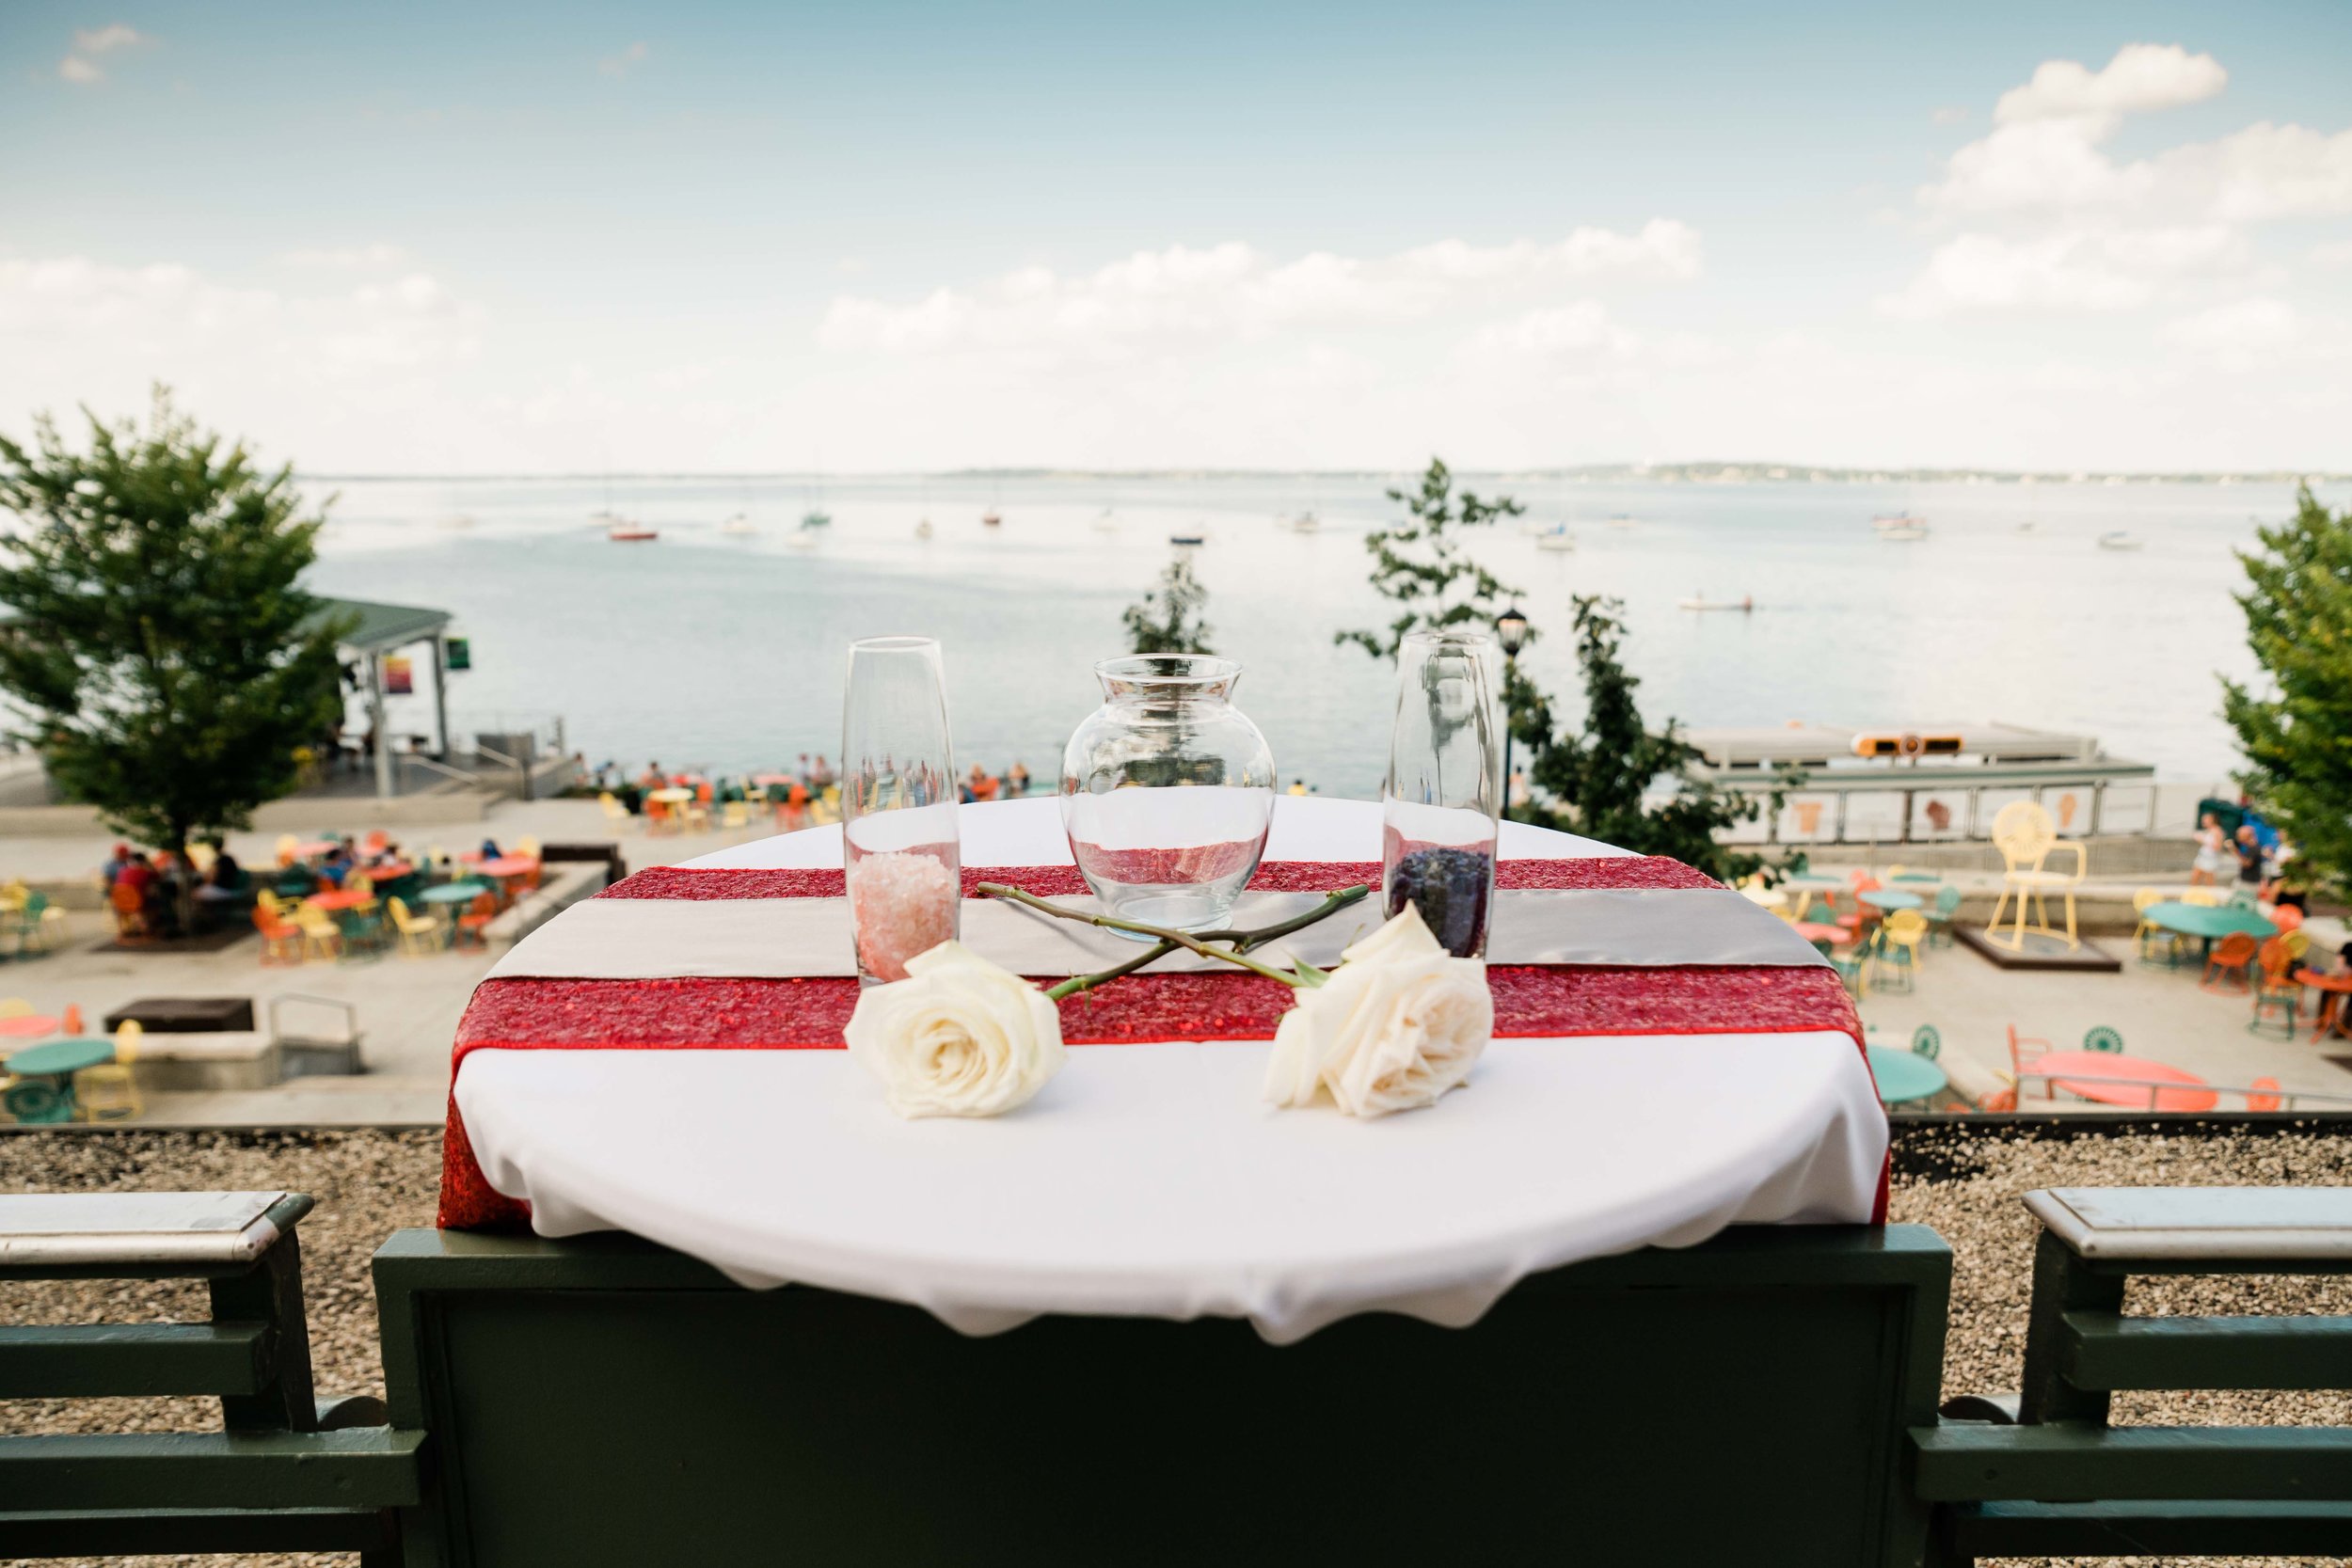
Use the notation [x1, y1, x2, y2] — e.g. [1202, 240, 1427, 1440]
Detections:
[2299, 969, 2352, 1041]
[2032, 1049, 2218, 1112]
[306, 888, 374, 912]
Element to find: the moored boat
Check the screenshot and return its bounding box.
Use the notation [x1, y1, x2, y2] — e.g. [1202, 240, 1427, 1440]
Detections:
[607, 522, 659, 543]
[981, 509, 1003, 529]
[2098, 531, 2144, 551]
[1677, 594, 1755, 612]
[1534, 526, 1576, 552]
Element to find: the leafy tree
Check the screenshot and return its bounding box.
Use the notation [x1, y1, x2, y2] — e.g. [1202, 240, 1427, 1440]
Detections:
[1335, 457, 1523, 659]
[2221, 484, 2352, 897]
[0, 389, 345, 917]
[1503, 594, 1768, 882]
[1121, 553, 1214, 655]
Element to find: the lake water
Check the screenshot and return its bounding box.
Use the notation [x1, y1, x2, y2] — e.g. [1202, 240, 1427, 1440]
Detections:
[299, 472, 2344, 798]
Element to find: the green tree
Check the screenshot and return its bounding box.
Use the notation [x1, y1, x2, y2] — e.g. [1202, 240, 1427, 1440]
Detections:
[2221, 484, 2352, 897]
[1505, 595, 1768, 882]
[1335, 457, 1523, 659]
[0, 389, 345, 916]
[1121, 553, 1214, 655]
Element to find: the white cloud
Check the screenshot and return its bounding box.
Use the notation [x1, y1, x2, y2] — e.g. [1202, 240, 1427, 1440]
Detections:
[1931, 106, 1969, 127]
[1466, 301, 1642, 363]
[1882, 225, 2247, 316]
[819, 222, 1699, 357]
[278, 244, 409, 269]
[57, 21, 148, 84]
[1993, 42, 2224, 128]
[599, 41, 649, 78]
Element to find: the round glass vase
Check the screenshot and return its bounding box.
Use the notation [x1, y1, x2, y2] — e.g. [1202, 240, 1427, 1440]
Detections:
[1382, 629, 1502, 958]
[1060, 656, 1276, 935]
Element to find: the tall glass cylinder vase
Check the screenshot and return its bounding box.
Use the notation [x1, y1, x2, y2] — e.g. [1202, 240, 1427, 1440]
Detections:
[842, 636, 961, 983]
[1382, 629, 1502, 958]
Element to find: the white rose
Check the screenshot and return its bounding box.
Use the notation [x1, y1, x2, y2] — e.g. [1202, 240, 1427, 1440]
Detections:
[1262, 904, 1494, 1117]
[845, 942, 1068, 1118]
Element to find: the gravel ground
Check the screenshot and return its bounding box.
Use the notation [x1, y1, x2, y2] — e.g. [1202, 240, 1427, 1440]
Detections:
[3, 1123, 2349, 1568]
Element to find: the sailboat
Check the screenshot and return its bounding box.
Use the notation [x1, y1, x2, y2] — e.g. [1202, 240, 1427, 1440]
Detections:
[720, 513, 758, 537]
[1091, 509, 1121, 532]
[1534, 525, 1576, 552]
[606, 520, 659, 543]
[1677, 593, 1755, 612]
[981, 509, 1002, 529]
[2097, 531, 2144, 551]
[914, 517, 935, 541]
[1288, 510, 1320, 533]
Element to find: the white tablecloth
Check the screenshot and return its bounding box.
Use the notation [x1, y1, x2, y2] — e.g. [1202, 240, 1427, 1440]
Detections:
[454, 795, 1886, 1342]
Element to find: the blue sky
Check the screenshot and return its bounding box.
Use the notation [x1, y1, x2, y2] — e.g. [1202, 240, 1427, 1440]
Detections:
[4, 2, 2349, 471]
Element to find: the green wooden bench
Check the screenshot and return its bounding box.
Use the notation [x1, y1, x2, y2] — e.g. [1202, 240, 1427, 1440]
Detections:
[1915, 1186, 2352, 1563]
[0, 1191, 422, 1563]
[372, 1223, 1951, 1566]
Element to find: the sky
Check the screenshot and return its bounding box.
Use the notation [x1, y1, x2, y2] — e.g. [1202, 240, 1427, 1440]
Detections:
[3, 1, 2350, 474]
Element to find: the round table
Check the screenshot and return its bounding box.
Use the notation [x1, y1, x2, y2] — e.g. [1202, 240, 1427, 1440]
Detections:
[1740, 885, 1788, 911]
[2030, 1049, 2218, 1112]
[7, 1037, 115, 1077]
[306, 889, 375, 912]
[647, 787, 695, 805]
[0, 1013, 61, 1040]
[293, 839, 338, 858]
[1866, 1046, 1947, 1106]
[421, 880, 493, 906]
[1889, 873, 1943, 884]
[1856, 888, 1921, 912]
[451, 795, 1886, 1342]
[2145, 901, 2277, 963]
[1794, 921, 1849, 948]
[371, 860, 415, 880]
[476, 856, 537, 880]
[2298, 969, 2352, 1041]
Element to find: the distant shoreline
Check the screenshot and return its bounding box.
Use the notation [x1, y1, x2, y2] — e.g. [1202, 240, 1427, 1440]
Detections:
[301, 467, 2352, 485]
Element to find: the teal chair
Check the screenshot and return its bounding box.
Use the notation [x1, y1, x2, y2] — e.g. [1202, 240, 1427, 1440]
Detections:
[2081, 1025, 2123, 1053]
[1921, 884, 1963, 947]
[1911, 1024, 1941, 1059]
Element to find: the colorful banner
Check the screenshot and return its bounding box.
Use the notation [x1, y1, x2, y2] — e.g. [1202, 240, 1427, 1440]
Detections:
[384, 655, 414, 695]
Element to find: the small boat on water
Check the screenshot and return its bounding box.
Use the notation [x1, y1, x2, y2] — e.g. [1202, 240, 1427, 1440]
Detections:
[786, 530, 819, 551]
[1605, 514, 1641, 529]
[1879, 522, 1930, 541]
[914, 517, 934, 541]
[720, 513, 758, 537]
[437, 514, 475, 531]
[1169, 532, 1206, 548]
[1092, 510, 1121, 532]
[1678, 594, 1755, 612]
[981, 509, 1003, 529]
[2098, 531, 2144, 551]
[800, 510, 832, 531]
[607, 521, 659, 543]
[1288, 511, 1320, 533]
[1871, 511, 1926, 531]
[1534, 526, 1576, 552]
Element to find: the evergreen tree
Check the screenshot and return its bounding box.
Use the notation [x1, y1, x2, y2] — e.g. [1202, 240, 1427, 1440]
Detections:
[1504, 594, 1766, 882]
[1121, 553, 1214, 655]
[2221, 484, 2352, 896]
[0, 389, 346, 912]
[1334, 458, 1523, 659]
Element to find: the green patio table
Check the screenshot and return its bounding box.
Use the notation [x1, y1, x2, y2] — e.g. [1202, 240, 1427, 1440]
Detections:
[1890, 872, 1942, 884]
[421, 879, 494, 906]
[1866, 1046, 1947, 1106]
[2, 1037, 115, 1125]
[1857, 888, 1922, 912]
[2145, 900, 2276, 964]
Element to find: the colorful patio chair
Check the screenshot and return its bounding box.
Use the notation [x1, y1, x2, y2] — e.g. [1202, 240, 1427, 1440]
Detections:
[74, 1021, 141, 1122]
[2129, 887, 2169, 962]
[1982, 800, 2086, 952]
[252, 902, 304, 965]
[1911, 1024, 1941, 1059]
[598, 791, 636, 831]
[107, 879, 149, 942]
[2081, 1025, 2123, 1053]
[2200, 931, 2259, 992]
[2007, 1024, 2052, 1084]
[388, 895, 446, 958]
[454, 891, 498, 951]
[294, 902, 342, 962]
[2181, 887, 2221, 908]
[2246, 1076, 2284, 1112]
[2249, 938, 2301, 1038]
[1870, 910, 1929, 993]
[1921, 883, 1963, 947]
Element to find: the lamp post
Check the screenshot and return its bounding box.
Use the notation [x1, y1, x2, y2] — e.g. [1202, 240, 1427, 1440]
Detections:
[1494, 607, 1529, 816]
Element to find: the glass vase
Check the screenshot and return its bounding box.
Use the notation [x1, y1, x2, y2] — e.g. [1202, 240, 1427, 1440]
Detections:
[841, 636, 961, 982]
[1382, 629, 1502, 958]
[1060, 655, 1276, 934]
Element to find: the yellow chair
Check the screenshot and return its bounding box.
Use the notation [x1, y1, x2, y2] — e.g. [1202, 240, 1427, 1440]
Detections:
[388, 895, 445, 957]
[1884, 863, 1908, 880]
[295, 902, 342, 961]
[274, 833, 300, 867]
[30, 903, 66, 953]
[2130, 887, 2169, 962]
[2183, 887, 2222, 907]
[1982, 801, 2086, 952]
[2283, 928, 2312, 964]
[516, 835, 543, 861]
[722, 800, 750, 830]
[186, 841, 216, 875]
[256, 887, 283, 920]
[1870, 909, 1930, 991]
[598, 791, 635, 832]
[0, 998, 32, 1019]
[76, 1020, 142, 1122]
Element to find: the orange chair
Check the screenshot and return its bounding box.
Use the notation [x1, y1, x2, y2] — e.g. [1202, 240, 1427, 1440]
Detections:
[252, 903, 304, 965]
[2247, 1076, 2284, 1112]
[454, 891, 498, 951]
[2249, 938, 2302, 1037]
[108, 879, 149, 941]
[2201, 931, 2260, 993]
[363, 830, 390, 857]
[2274, 904, 2306, 931]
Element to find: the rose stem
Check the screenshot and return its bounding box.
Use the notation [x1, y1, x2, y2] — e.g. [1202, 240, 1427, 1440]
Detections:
[975, 882, 1318, 989]
[1044, 938, 1178, 1001]
[1199, 883, 1369, 953]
